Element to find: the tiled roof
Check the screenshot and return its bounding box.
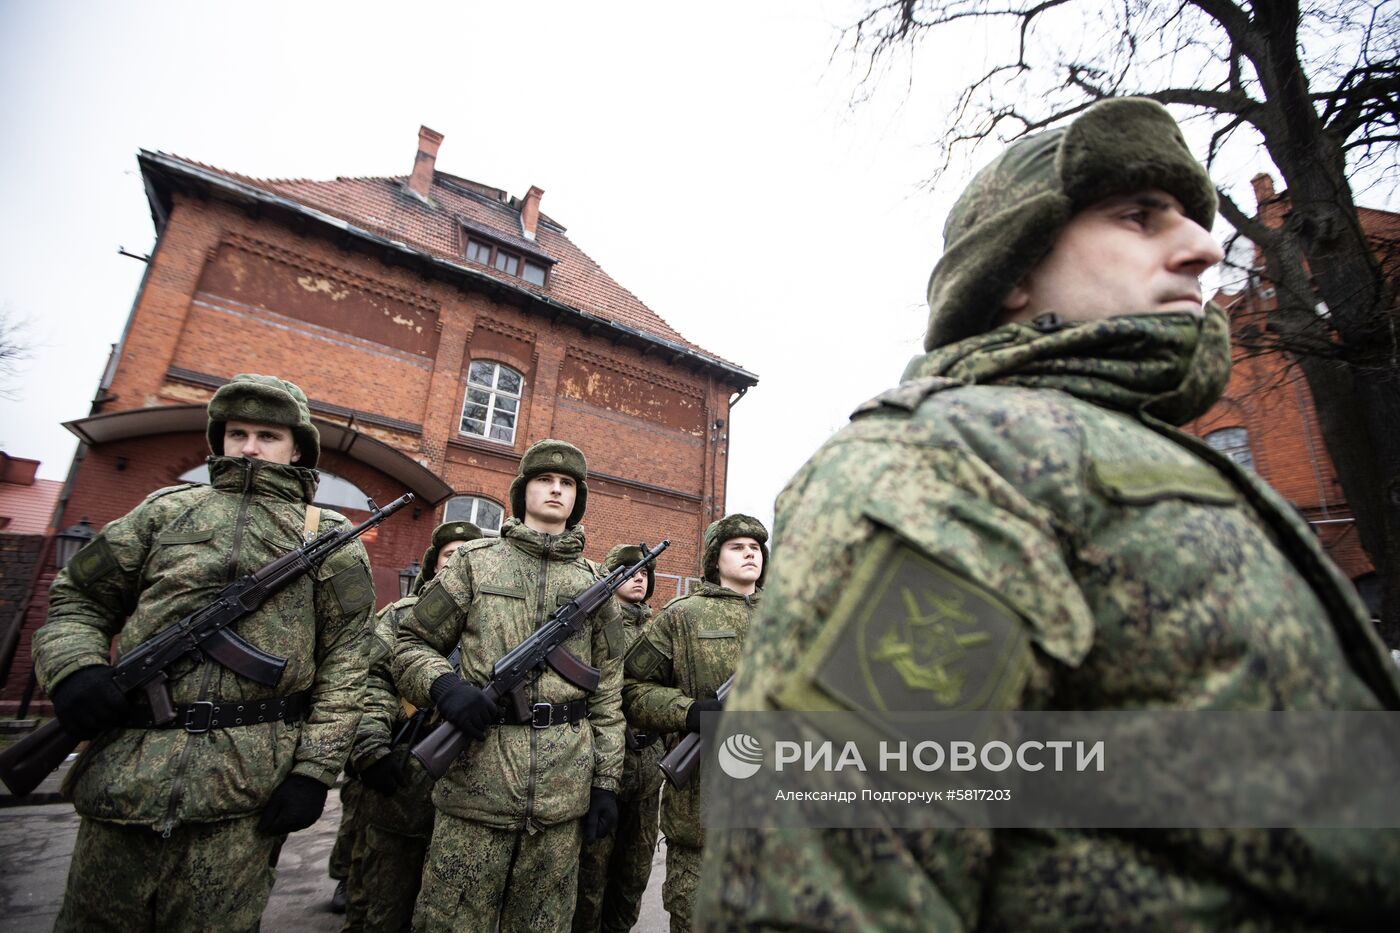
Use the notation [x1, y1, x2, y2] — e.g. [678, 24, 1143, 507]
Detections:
[152, 155, 730, 364]
[0, 478, 62, 535]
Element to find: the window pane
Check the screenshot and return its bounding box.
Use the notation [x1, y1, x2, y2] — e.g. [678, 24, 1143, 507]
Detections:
[468, 361, 495, 386]
[496, 395, 518, 414]
[467, 387, 491, 405]
[523, 262, 546, 286]
[490, 422, 515, 442]
[478, 501, 504, 532]
[466, 241, 490, 264]
[492, 411, 515, 430]
[496, 368, 522, 395]
[443, 497, 473, 522]
[463, 400, 488, 420]
[461, 417, 486, 436]
[495, 252, 519, 275]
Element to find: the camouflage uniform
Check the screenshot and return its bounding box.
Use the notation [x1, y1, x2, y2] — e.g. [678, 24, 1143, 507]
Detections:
[573, 545, 666, 933]
[695, 99, 1400, 930]
[343, 521, 480, 933]
[34, 376, 374, 932]
[625, 515, 767, 933]
[394, 441, 626, 933]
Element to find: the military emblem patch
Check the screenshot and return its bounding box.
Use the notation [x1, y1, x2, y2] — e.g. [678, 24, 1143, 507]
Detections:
[329, 564, 374, 615]
[414, 581, 458, 629]
[795, 534, 1031, 714]
[624, 637, 668, 680]
[67, 537, 118, 588]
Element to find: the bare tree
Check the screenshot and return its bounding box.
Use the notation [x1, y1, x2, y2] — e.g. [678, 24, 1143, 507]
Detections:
[848, 0, 1400, 644]
[0, 307, 32, 402]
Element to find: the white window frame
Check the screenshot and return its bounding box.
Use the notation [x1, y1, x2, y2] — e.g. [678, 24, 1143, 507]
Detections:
[442, 495, 505, 536]
[460, 361, 523, 445]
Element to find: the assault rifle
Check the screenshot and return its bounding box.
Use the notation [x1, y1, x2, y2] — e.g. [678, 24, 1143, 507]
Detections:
[412, 539, 669, 779]
[0, 493, 414, 797]
[657, 673, 734, 789]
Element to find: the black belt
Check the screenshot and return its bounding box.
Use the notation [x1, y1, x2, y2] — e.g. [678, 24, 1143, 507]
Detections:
[127, 692, 312, 733]
[502, 698, 590, 729]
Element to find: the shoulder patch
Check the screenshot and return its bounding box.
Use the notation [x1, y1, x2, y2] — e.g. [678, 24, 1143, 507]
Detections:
[414, 581, 460, 630]
[624, 636, 669, 681]
[328, 562, 375, 615]
[850, 376, 966, 419]
[67, 537, 119, 588]
[779, 533, 1032, 716]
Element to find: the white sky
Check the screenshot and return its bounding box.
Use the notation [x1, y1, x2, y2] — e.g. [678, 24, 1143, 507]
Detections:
[0, 0, 1339, 531]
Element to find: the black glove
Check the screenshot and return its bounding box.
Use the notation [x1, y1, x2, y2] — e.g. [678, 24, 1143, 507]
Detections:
[358, 754, 403, 795]
[51, 665, 132, 739]
[430, 674, 497, 741]
[582, 787, 618, 842]
[685, 697, 724, 735]
[257, 774, 329, 835]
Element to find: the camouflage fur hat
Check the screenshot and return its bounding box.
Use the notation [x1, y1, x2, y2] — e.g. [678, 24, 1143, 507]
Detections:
[207, 374, 321, 468]
[508, 439, 588, 528]
[420, 520, 483, 587]
[924, 97, 1217, 350]
[702, 513, 769, 589]
[604, 543, 655, 602]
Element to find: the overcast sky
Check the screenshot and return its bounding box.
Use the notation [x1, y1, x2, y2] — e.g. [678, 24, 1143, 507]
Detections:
[0, 0, 1335, 531]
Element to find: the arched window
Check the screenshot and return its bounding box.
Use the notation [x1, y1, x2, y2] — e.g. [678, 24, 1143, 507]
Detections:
[461, 361, 523, 444]
[443, 495, 505, 536]
[1204, 427, 1254, 470]
[178, 465, 376, 512]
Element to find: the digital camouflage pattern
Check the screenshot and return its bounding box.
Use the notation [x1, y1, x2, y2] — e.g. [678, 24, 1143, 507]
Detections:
[34, 456, 374, 829]
[574, 599, 664, 933]
[56, 813, 281, 933]
[412, 812, 582, 932]
[328, 778, 364, 882]
[625, 578, 761, 930]
[343, 596, 435, 932]
[394, 517, 627, 825]
[695, 312, 1400, 930]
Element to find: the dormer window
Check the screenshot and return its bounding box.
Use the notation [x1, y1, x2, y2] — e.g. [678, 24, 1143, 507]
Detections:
[463, 234, 549, 287]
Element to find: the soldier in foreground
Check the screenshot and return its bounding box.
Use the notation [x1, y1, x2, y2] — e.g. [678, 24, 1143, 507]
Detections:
[394, 439, 626, 932]
[573, 544, 667, 933]
[695, 98, 1400, 929]
[624, 514, 767, 932]
[341, 520, 481, 932]
[33, 374, 375, 931]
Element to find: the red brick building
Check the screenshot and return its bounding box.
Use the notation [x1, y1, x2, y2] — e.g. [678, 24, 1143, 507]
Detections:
[1184, 174, 1396, 615]
[0, 126, 757, 715]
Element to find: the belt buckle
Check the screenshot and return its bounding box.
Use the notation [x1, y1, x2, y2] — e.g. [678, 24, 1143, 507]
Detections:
[531, 703, 552, 729]
[184, 701, 215, 734]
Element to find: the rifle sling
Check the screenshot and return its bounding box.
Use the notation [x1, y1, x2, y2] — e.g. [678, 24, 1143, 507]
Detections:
[124, 690, 312, 733]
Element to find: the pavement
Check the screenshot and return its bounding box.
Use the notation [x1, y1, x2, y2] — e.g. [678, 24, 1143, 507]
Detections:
[0, 753, 669, 931]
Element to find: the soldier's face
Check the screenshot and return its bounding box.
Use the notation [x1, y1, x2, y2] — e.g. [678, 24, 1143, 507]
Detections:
[223, 420, 300, 465]
[617, 569, 648, 604]
[523, 472, 576, 533]
[717, 536, 763, 590]
[435, 540, 467, 574]
[1001, 188, 1223, 324]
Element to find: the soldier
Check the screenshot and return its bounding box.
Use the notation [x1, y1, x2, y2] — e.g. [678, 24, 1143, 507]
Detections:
[623, 514, 767, 933]
[394, 439, 626, 933]
[33, 374, 375, 932]
[340, 519, 481, 933]
[572, 544, 666, 933]
[695, 97, 1400, 929]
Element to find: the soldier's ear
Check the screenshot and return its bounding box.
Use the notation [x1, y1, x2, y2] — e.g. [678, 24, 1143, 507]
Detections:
[291, 445, 302, 464]
[1002, 282, 1030, 313]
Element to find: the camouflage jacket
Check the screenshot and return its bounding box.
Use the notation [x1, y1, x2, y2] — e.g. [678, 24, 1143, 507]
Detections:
[393, 519, 626, 830]
[617, 601, 665, 801]
[624, 581, 759, 849]
[697, 315, 1400, 930]
[34, 457, 374, 830]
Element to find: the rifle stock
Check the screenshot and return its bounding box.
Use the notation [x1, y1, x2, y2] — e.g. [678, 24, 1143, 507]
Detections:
[657, 674, 734, 789]
[0, 492, 413, 797]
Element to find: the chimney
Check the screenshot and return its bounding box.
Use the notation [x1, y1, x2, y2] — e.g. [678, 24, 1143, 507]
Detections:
[520, 185, 544, 240]
[1250, 173, 1276, 211]
[407, 125, 444, 200]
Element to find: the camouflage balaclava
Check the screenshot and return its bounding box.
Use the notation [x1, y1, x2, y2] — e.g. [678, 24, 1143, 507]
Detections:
[925, 97, 1217, 350]
[604, 543, 655, 602]
[508, 439, 588, 528]
[206, 374, 321, 468]
[702, 513, 769, 590]
[421, 520, 482, 583]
